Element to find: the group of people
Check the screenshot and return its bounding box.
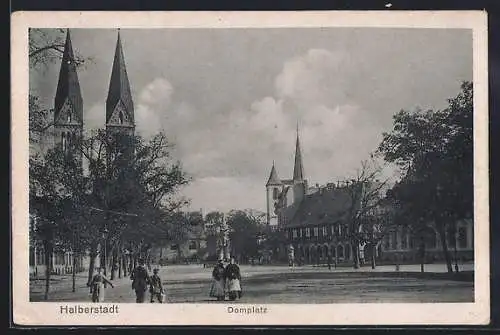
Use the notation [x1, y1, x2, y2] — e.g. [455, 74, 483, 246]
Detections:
[209, 257, 243, 301]
[88, 259, 165, 303]
[87, 257, 244, 303]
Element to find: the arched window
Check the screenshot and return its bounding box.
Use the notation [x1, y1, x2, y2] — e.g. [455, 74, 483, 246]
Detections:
[67, 112, 72, 123]
[119, 111, 124, 125]
[188, 240, 197, 250]
[337, 245, 344, 259]
[272, 187, 278, 199]
[61, 132, 67, 151]
[345, 244, 351, 260]
[458, 226, 468, 249]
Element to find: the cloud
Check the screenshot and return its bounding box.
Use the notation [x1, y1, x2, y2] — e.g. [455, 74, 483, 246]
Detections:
[84, 103, 105, 131]
[181, 176, 265, 213]
[275, 49, 346, 106]
[135, 77, 174, 138]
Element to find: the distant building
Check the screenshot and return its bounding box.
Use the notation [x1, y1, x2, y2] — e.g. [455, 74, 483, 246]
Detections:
[150, 211, 220, 264]
[266, 127, 474, 265]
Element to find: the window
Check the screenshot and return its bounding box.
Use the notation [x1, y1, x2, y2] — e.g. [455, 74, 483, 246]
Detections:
[61, 132, 67, 151]
[119, 111, 124, 124]
[426, 232, 437, 249]
[338, 225, 342, 236]
[331, 225, 335, 235]
[313, 227, 318, 237]
[188, 241, 197, 250]
[458, 227, 467, 249]
[293, 229, 297, 238]
[170, 244, 178, 250]
[273, 188, 278, 200]
[306, 228, 311, 238]
[67, 112, 72, 123]
[384, 236, 390, 250]
[323, 226, 328, 236]
[390, 231, 397, 249]
[337, 245, 344, 258]
[447, 228, 456, 248]
[401, 228, 408, 249]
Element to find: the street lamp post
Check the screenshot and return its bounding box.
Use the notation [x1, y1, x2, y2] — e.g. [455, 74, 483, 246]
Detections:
[102, 225, 109, 288]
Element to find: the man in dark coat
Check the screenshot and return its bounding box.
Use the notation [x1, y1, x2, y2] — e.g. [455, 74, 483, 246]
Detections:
[131, 259, 150, 303]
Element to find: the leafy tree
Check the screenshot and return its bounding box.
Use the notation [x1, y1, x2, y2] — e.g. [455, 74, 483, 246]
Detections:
[29, 146, 84, 299]
[227, 209, 266, 263]
[30, 130, 190, 289]
[377, 81, 473, 273]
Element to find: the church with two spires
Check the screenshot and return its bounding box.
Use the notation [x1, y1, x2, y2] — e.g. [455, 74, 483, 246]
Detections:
[29, 29, 136, 276]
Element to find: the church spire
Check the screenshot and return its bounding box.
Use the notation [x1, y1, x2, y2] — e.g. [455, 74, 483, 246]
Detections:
[266, 160, 282, 186]
[54, 29, 83, 125]
[106, 29, 134, 126]
[293, 122, 305, 181]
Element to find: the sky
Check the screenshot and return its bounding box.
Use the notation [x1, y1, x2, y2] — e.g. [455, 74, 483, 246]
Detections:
[30, 28, 473, 213]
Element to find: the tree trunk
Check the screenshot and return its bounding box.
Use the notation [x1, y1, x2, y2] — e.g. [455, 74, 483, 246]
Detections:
[371, 243, 376, 269]
[419, 236, 426, 273]
[352, 242, 360, 269]
[87, 242, 98, 286]
[118, 249, 122, 279]
[72, 251, 76, 293]
[437, 225, 453, 273]
[43, 242, 52, 301]
[110, 246, 118, 280]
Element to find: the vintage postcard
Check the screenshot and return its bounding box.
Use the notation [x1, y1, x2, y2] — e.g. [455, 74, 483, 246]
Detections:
[12, 11, 489, 325]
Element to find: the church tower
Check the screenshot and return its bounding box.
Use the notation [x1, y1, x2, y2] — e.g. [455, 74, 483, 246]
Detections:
[292, 124, 306, 204]
[53, 29, 83, 159]
[266, 161, 282, 226]
[106, 30, 135, 137]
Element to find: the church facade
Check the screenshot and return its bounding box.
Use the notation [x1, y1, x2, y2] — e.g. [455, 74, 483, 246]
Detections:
[266, 129, 474, 266]
[29, 29, 135, 277]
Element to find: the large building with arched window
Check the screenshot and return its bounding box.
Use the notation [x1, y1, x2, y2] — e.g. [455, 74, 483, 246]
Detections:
[266, 128, 474, 266]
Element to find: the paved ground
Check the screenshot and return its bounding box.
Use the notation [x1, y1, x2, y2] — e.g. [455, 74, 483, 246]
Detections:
[30, 263, 474, 303]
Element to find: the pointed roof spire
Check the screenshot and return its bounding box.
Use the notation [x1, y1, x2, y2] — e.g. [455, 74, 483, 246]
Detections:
[54, 28, 83, 124]
[106, 29, 134, 123]
[266, 161, 282, 186]
[293, 122, 305, 181]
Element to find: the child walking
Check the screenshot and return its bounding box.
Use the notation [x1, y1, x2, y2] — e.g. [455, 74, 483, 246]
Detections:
[149, 268, 165, 303]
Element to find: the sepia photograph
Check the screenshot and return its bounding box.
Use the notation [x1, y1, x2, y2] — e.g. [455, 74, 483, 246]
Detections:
[12, 11, 489, 325]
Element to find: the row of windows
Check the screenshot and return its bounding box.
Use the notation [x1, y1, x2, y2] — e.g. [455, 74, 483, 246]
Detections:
[29, 250, 73, 266]
[289, 225, 349, 239]
[383, 226, 470, 250]
[170, 241, 199, 250]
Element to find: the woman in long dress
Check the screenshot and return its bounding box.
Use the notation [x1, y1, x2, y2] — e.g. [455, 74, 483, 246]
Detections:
[224, 258, 242, 301]
[88, 267, 114, 303]
[209, 260, 226, 301]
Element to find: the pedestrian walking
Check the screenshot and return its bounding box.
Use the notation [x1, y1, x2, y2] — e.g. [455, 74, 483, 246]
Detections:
[88, 267, 114, 303]
[224, 257, 242, 301]
[149, 268, 165, 303]
[209, 259, 226, 301]
[131, 259, 151, 303]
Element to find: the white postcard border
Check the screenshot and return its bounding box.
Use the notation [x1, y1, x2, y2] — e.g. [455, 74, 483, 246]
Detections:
[11, 10, 490, 325]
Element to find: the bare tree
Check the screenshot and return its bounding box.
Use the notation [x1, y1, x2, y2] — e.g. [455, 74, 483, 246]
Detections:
[342, 157, 391, 269]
